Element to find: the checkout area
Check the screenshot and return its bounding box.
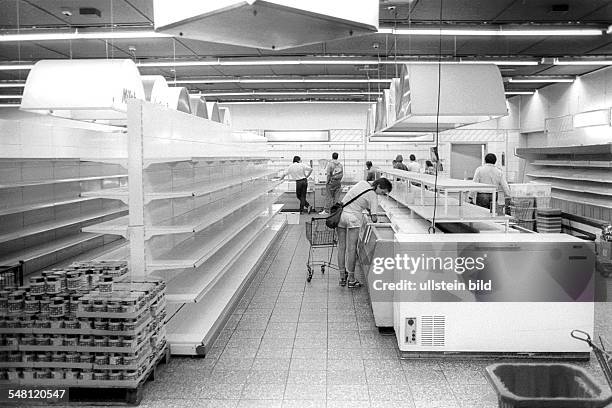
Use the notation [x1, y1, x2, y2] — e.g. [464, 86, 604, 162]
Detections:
[357, 169, 596, 359]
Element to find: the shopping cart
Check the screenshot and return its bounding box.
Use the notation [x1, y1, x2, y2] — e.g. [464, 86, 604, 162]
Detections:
[572, 330, 612, 390]
[305, 217, 338, 282]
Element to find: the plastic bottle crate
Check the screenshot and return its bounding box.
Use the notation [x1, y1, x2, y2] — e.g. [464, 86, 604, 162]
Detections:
[485, 363, 612, 408]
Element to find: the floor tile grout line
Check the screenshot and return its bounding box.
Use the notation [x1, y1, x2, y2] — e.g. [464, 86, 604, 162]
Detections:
[253, 224, 302, 400]
[212, 225, 289, 374]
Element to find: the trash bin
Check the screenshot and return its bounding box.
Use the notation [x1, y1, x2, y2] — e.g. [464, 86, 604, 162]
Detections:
[485, 363, 612, 408]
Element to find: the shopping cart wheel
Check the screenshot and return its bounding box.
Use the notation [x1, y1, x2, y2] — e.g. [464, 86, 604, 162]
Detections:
[321, 265, 325, 274]
[307, 265, 313, 282]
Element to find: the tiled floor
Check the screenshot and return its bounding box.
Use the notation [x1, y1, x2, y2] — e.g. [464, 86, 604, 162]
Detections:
[140, 218, 612, 408]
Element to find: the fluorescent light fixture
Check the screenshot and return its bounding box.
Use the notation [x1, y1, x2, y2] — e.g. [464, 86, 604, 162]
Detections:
[169, 78, 392, 84]
[0, 64, 35, 71]
[0, 103, 19, 107]
[378, 27, 602, 36]
[141, 58, 539, 68]
[509, 77, 575, 83]
[459, 60, 538, 66]
[219, 101, 373, 104]
[0, 95, 22, 99]
[0, 58, 539, 71]
[554, 59, 612, 65]
[0, 82, 25, 88]
[505, 91, 535, 95]
[138, 59, 380, 67]
[196, 91, 382, 97]
[573, 109, 610, 128]
[0, 30, 171, 42]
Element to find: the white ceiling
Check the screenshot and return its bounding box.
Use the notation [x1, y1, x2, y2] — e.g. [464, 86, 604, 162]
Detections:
[0, 0, 611, 102]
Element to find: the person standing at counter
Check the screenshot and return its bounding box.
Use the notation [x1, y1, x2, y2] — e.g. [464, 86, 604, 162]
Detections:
[424, 160, 436, 175]
[282, 156, 313, 214]
[365, 161, 376, 181]
[320, 152, 343, 215]
[337, 178, 392, 288]
[469, 153, 511, 212]
[407, 154, 421, 172]
[393, 154, 408, 171]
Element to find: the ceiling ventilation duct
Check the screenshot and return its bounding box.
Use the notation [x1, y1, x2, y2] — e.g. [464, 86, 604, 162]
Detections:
[206, 102, 221, 123]
[219, 107, 232, 126]
[141, 75, 169, 105]
[189, 96, 208, 118]
[371, 63, 507, 135]
[20, 59, 145, 121]
[160, 87, 192, 114]
[153, 0, 379, 50]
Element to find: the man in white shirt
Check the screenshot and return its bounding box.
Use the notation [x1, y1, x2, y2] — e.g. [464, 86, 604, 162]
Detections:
[406, 154, 421, 173]
[469, 153, 511, 212]
[283, 156, 313, 213]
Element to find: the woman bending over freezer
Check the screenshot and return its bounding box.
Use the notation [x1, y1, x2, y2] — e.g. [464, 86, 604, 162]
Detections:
[337, 178, 392, 288]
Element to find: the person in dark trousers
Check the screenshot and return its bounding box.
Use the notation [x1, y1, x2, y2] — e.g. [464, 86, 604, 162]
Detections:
[282, 156, 313, 213]
[320, 152, 343, 215]
[469, 153, 511, 213]
[365, 161, 376, 181]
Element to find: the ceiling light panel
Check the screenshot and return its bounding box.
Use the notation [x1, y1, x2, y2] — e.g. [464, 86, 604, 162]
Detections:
[169, 78, 392, 84]
[0, 30, 171, 42]
[509, 77, 575, 83]
[378, 27, 602, 36]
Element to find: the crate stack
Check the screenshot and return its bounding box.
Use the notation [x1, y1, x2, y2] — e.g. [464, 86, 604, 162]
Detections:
[0, 261, 167, 387]
[508, 183, 552, 231]
[508, 197, 537, 231]
[536, 208, 563, 233]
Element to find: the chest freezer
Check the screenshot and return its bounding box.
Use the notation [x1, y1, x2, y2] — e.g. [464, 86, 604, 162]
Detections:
[390, 233, 595, 358]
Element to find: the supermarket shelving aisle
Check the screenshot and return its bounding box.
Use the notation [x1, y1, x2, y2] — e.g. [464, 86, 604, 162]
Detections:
[138, 215, 612, 408]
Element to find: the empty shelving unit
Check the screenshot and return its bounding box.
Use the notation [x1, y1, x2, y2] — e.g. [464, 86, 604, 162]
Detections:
[0, 119, 129, 277]
[517, 143, 612, 224]
[84, 100, 286, 355]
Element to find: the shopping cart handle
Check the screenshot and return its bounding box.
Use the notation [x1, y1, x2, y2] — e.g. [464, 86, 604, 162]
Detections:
[571, 329, 592, 344]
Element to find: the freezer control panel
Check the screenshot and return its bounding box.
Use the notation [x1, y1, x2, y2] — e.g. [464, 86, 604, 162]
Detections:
[405, 317, 417, 345]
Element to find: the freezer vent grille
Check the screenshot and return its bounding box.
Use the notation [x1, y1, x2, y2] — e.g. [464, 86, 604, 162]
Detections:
[420, 315, 445, 347]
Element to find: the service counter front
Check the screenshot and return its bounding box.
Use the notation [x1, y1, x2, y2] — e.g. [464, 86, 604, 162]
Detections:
[356, 171, 596, 358]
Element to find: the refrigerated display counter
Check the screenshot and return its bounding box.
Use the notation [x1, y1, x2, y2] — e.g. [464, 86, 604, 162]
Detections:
[389, 233, 595, 358]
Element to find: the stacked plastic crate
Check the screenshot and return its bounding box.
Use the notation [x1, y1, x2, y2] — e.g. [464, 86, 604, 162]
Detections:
[0, 261, 167, 387]
[536, 208, 563, 233]
[508, 183, 552, 231]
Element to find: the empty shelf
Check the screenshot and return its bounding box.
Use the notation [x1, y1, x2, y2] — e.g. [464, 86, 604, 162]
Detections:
[0, 232, 106, 266]
[147, 203, 283, 271]
[533, 179, 612, 197]
[551, 191, 612, 209]
[0, 196, 100, 217]
[526, 168, 612, 183]
[166, 215, 286, 355]
[0, 174, 127, 189]
[160, 209, 282, 303]
[92, 242, 129, 261]
[516, 144, 612, 159]
[84, 186, 280, 238]
[0, 207, 128, 244]
[81, 169, 276, 202]
[532, 160, 612, 168]
[81, 156, 270, 169]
